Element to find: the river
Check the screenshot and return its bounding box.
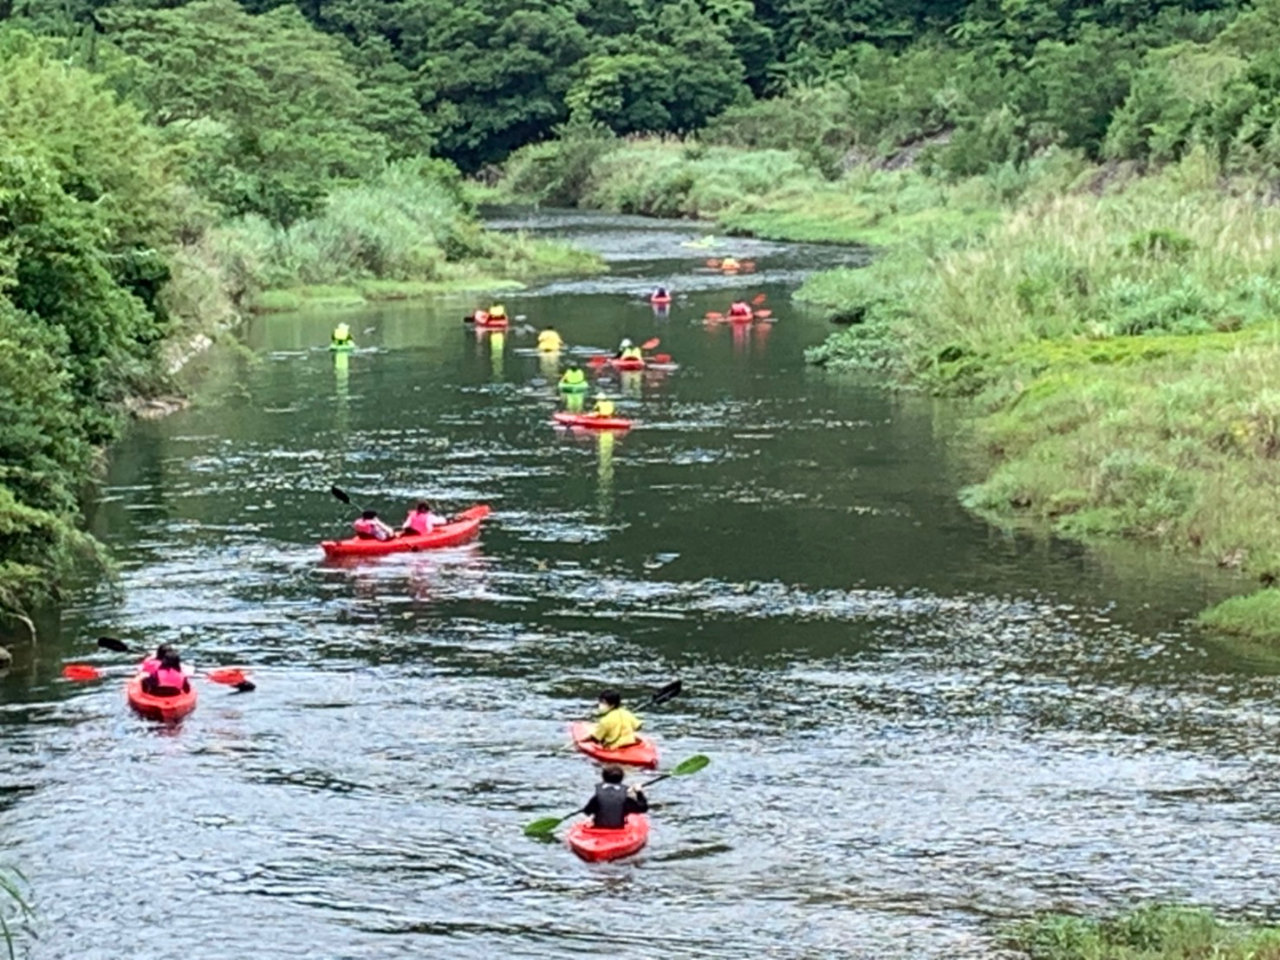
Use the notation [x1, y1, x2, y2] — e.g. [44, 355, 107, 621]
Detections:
[1, 211, 1276, 959]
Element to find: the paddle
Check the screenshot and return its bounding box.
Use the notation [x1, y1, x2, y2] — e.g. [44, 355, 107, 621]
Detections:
[752, 293, 768, 306]
[330, 485, 369, 514]
[578, 679, 682, 722]
[523, 754, 711, 837]
[85, 637, 255, 692]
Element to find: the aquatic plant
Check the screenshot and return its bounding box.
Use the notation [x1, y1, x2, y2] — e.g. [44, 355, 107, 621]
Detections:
[1007, 904, 1280, 959]
[0, 866, 32, 960]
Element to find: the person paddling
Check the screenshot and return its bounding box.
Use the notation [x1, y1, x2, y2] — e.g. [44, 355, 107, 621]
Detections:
[591, 393, 616, 418]
[615, 338, 643, 362]
[331, 322, 354, 346]
[559, 364, 586, 392]
[353, 509, 396, 541]
[140, 649, 191, 698]
[728, 300, 752, 318]
[402, 501, 447, 537]
[538, 327, 564, 352]
[587, 689, 641, 748]
[583, 765, 649, 830]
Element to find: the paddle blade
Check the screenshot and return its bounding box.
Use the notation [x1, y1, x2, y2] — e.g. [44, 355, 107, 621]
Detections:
[233, 680, 256, 693]
[671, 754, 710, 776]
[653, 353, 672, 363]
[330, 485, 352, 505]
[705, 259, 720, 267]
[454, 505, 491, 523]
[62, 664, 102, 681]
[587, 355, 609, 367]
[641, 337, 660, 350]
[649, 679, 683, 706]
[206, 668, 248, 686]
[97, 637, 130, 653]
[752, 293, 768, 305]
[754, 309, 772, 319]
[524, 816, 569, 837]
[705, 312, 723, 320]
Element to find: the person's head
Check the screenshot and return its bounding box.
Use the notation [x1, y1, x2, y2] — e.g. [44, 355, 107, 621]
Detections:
[601, 765, 625, 785]
[414, 501, 429, 513]
[160, 650, 181, 671]
[154, 643, 175, 661]
[620, 338, 633, 349]
[361, 509, 378, 520]
[545, 326, 556, 333]
[597, 689, 621, 711]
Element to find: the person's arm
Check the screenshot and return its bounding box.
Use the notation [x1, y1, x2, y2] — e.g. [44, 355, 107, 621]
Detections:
[583, 795, 599, 817]
[626, 790, 648, 814]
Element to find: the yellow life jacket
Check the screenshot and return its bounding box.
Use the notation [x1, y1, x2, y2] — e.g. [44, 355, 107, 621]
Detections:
[594, 398, 616, 417]
[560, 368, 586, 386]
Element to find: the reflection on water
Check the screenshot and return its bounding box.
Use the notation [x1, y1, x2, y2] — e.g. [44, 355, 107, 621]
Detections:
[0, 210, 1267, 960]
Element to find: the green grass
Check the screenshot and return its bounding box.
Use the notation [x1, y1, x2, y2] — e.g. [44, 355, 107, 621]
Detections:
[0, 865, 31, 960]
[1199, 590, 1280, 645]
[1007, 905, 1280, 959]
[250, 277, 528, 313]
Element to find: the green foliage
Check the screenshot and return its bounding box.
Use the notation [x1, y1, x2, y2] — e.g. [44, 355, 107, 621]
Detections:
[0, 865, 32, 960]
[1200, 590, 1280, 645]
[99, 0, 389, 224]
[1007, 904, 1280, 959]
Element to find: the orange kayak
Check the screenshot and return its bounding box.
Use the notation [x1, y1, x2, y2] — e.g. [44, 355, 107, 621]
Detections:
[569, 721, 659, 768]
[567, 814, 650, 862]
[126, 675, 197, 723]
[321, 505, 490, 557]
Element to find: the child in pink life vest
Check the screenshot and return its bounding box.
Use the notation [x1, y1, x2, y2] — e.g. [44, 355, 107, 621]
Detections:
[141, 649, 190, 697]
[401, 501, 448, 536]
[140, 643, 174, 679]
[352, 509, 395, 541]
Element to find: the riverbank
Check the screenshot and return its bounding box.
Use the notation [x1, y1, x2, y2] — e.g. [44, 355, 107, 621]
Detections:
[497, 136, 1280, 642]
[1007, 905, 1280, 959]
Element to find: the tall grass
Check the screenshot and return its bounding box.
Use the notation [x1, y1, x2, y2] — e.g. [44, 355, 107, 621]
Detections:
[1008, 905, 1280, 959]
[0, 866, 31, 960]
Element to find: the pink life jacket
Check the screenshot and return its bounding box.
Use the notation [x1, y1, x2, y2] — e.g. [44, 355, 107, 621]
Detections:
[152, 666, 187, 694]
[403, 511, 430, 536]
[353, 517, 377, 538]
[140, 658, 161, 676]
[730, 302, 751, 316]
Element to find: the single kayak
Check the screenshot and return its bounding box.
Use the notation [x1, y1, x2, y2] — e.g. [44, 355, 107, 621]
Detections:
[610, 357, 645, 370]
[567, 814, 650, 862]
[320, 505, 490, 558]
[569, 721, 659, 767]
[329, 341, 356, 352]
[126, 675, 198, 723]
[650, 295, 672, 305]
[553, 412, 633, 432]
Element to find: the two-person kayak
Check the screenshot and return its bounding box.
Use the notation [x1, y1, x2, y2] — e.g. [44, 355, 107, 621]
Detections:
[321, 505, 490, 557]
[126, 675, 198, 723]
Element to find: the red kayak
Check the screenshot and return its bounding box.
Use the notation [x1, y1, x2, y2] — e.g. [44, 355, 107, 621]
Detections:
[567, 814, 650, 862]
[610, 357, 645, 370]
[127, 675, 198, 723]
[553, 412, 632, 431]
[650, 295, 671, 305]
[471, 311, 508, 328]
[320, 505, 490, 557]
[569, 721, 659, 767]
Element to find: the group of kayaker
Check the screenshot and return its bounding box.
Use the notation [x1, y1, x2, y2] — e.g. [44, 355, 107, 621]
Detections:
[137, 643, 190, 698]
[579, 689, 649, 829]
[352, 501, 448, 542]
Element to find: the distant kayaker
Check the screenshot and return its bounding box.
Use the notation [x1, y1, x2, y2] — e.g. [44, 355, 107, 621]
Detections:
[140, 643, 175, 679]
[587, 689, 641, 748]
[402, 501, 447, 537]
[353, 509, 396, 541]
[488, 304, 508, 321]
[592, 394, 616, 418]
[537, 327, 564, 353]
[559, 364, 587, 392]
[615, 338, 643, 362]
[729, 301, 752, 318]
[331, 322, 353, 346]
[140, 649, 191, 698]
[583, 765, 649, 829]
[653, 286, 669, 300]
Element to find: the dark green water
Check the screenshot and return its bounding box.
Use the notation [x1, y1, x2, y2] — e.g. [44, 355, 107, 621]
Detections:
[1, 211, 1275, 959]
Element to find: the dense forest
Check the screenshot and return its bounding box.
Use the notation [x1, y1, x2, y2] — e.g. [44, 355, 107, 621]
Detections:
[5, 0, 1280, 622]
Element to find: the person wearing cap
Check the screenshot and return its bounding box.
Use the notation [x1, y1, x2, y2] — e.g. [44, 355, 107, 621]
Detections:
[592, 393, 616, 418]
[352, 509, 396, 541]
[583, 765, 649, 830]
[615, 338, 643, 362]
[585, 688, 641, 748]
[331, 322, 353, 346]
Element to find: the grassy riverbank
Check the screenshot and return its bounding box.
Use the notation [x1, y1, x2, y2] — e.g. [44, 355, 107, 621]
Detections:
[499, 136, 1280, 640]
[1007, 905, 1280, 959]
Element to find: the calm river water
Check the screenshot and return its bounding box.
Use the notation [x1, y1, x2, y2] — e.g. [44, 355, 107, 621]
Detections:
[1, 212, 1275, 959]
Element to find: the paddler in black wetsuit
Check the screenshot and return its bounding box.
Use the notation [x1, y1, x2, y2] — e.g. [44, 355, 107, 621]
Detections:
[582, 765, 649, 829]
